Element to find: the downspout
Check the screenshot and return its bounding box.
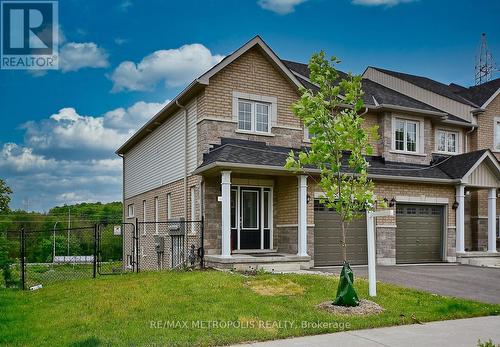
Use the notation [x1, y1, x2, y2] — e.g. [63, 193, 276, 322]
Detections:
[176, 100, 188, 220]
[465, 125, 477, 153]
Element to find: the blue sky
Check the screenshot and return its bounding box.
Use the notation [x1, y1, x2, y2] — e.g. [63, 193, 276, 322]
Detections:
[0, 0, 499, 211]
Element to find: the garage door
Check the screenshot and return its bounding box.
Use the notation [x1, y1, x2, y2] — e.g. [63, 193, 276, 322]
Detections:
[314, 200, 367, 266]
[396, 204, 443, 264]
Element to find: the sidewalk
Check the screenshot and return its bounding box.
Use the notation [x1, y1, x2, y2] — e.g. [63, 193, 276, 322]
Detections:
[231, 316, 500, 347]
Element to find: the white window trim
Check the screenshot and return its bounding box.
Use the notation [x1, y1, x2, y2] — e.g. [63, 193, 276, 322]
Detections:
[154, 197, 159, 234]
[435, 128, 460, 155]
[127, 204, 134, 218]
[494, 117, 500, 153]
[142, 200, 147, 236]
[232, 91, 277, 135]
[190, 186, 197, 235]
[167, 193, 172, 220]
[391, 115, 424, 154]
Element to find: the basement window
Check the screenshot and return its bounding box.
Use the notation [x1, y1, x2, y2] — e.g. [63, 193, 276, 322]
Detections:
[127, 204, 134, 218]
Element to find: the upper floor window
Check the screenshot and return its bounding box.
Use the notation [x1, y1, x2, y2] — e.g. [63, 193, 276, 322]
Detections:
[495, 118, 500, 151]
[237, 100, 270, 133]
[436, 130, 458, 154]
[394, 118, 419, 153]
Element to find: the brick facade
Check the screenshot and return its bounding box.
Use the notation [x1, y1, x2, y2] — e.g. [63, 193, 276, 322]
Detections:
[121, 40, 499, 269]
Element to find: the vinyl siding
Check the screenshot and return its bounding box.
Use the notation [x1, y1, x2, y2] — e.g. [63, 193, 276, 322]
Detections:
[466, 161, 499, 188]
[124, 100, 197, 199]
[363, 68, 474, 122]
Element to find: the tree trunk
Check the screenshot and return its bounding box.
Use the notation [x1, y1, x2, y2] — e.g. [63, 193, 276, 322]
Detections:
[341, 221, 347, 263]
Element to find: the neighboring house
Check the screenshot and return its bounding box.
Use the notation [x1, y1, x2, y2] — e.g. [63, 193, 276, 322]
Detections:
[116, 36, 500, 271]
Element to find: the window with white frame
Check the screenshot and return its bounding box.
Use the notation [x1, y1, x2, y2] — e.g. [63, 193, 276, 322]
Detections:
[436, 129, 459, 154]
[495, 119, 500, 151]
[190, 187, 196, 220]
[142, 200, 147, 235]
[394, 118, 419, 152]
[167, 193, 172, 220]
[154, 197, 159, 234]
[237, 100, 270, 133]
[127, 204, 134, 218]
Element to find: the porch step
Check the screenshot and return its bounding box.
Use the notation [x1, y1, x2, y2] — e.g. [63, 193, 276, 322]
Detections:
[204, 253, 312, 272]
[456, 252, 500, 268]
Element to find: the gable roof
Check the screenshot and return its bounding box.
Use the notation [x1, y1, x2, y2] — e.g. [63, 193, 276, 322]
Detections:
[452, 78, 500, 108]
[116, 36, 301, 155]
[371, 67, 479, 108]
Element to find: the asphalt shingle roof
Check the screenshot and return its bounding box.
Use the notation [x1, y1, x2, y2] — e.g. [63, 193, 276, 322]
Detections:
[282, 60, 450, 115]
[371, 67, 479, 107]
[452, 78, 500, 107]
[198, 139, 489, 181]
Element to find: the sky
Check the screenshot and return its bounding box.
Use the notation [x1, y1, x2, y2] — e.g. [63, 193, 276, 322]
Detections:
[0, 0, 499, 212]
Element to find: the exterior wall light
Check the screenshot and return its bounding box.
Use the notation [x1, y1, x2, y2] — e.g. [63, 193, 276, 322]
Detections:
[389, 198, 396, 207]
[452, 201, 459, 210]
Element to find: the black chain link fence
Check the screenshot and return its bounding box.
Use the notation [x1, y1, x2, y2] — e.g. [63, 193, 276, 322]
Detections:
[136, 219, 204, 271]
[0, 219, 204, 290]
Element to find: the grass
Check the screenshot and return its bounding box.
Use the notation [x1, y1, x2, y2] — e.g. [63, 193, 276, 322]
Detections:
[1, 270, 499, 346]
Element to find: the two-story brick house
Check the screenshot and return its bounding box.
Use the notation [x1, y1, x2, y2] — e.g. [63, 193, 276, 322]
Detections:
[116, 36, 500, 271]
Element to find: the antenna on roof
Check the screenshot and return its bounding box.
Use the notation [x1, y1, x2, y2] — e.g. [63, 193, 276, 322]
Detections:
[475, 33, 497, 85]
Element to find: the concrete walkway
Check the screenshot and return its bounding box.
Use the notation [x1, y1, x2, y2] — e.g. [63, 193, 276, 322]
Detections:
[232, 316, 500, 347]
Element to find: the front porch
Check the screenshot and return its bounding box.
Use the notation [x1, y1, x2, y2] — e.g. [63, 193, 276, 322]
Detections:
[199, 165, 314, 271]
[454, 151, 500, 266]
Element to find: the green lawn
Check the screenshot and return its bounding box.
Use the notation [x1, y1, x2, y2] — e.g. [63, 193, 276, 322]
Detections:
[1, 270, 499, 346]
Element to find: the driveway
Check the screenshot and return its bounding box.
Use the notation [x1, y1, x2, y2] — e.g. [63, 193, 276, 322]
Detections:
[312, 264, 500, 304]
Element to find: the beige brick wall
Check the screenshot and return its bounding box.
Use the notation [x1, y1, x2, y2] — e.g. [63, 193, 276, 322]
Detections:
[198, 46, 301, 127]
[471, 93, 500, 160]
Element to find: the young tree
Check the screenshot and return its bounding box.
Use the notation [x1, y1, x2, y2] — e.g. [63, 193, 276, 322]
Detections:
[285, 52, 380, 306]
[0, 179, 13, 213]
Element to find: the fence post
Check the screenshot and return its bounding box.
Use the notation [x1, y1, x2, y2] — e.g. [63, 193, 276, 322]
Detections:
[135, 218, 139, 273]
[93, 224, 97, 278]
[200, 216, 204, 269]
[20, 227, 25, 290]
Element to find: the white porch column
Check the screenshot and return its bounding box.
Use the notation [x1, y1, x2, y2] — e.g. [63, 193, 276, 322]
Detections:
[456, 185, 466, 253]
[221, 171, 231, 257]
[488, 188, 497, 253]
[297, 175, 308, 256]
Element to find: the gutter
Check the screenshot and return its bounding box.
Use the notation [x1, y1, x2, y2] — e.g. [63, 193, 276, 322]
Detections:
[176, 100, 189, 220]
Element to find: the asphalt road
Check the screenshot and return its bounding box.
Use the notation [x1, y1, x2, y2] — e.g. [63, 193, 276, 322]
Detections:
[312, 264, 500, 304]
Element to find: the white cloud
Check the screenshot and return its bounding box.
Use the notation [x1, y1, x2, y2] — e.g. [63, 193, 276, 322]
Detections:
[60, 42, 109, 72]
[0, 143, 56, 173]
[258, 0, 307, 14]
[21, 99, 169, 160]
[119, 0, 133, 12]
[109, 43, 224, 92]
[351, 0, 416, 6]
[1, 146, 123, 210]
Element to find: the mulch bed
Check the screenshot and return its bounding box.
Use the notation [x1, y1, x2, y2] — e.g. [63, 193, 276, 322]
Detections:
[317, 299, 384, 316]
